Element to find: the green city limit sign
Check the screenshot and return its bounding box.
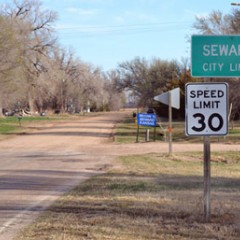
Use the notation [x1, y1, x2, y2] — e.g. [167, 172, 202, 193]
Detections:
[191, 35, 240, 77]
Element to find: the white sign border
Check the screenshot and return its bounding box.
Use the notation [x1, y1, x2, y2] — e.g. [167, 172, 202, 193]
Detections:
[185, 82, 229, 136]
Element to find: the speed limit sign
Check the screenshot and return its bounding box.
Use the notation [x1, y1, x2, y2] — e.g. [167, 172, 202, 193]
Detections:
[185, 83, 229, 136]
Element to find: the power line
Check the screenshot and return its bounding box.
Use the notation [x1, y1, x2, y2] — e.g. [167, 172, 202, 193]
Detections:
[55, 21, 192, 39]
[56, 21, 192, 31]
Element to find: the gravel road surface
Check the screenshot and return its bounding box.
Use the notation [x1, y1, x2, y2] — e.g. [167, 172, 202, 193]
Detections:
[0, 110, 239, 239]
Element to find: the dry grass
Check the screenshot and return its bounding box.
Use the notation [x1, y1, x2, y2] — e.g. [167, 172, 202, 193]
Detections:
[115, 118, 240, 144]
[17, 152, 240, 240]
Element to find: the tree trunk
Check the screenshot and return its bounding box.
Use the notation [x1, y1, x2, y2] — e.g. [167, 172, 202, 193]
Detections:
[0, 105, 3, 117]
[0, 93, 3, 117]
[28, 87, 36, 114]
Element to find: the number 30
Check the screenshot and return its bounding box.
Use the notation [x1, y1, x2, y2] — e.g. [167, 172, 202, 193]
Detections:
[192, 113, 223, 132]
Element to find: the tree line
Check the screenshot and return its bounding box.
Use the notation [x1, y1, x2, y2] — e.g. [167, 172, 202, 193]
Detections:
[1, 0, 240, 120]
[0, 0, 124, 116]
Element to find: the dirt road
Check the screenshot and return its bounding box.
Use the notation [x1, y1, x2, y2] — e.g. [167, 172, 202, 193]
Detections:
[0, 110, 239, 239]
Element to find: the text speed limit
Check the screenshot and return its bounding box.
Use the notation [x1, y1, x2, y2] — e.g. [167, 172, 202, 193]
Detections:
[185, 83, 229, 136]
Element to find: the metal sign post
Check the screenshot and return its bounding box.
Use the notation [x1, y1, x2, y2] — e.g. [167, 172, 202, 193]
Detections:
[168, 91, 172, 154]
[204, 136, 211, 222]
[154, 87, 180, 155]
[136, 122, 140, 143]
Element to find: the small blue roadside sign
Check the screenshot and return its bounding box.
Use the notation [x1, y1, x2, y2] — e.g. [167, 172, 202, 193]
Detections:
[137, 113, 157, 127]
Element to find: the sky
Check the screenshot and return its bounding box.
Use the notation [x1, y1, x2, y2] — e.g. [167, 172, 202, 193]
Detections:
[2, 0, 238, 71]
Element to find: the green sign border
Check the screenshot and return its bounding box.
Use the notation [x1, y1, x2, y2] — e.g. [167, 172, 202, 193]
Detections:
[191, 35, 240, 78]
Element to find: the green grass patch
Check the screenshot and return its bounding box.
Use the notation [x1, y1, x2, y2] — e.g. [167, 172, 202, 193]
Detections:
[17, 152, 240, 240]
[0, 112, 101, 135]
[0, 123, 19, 134]
[0, 115, 81, 138]
[0, 116, 53, 136]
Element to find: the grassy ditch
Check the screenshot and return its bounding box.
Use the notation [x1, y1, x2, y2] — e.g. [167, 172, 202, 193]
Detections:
[17, 152, 240, 240]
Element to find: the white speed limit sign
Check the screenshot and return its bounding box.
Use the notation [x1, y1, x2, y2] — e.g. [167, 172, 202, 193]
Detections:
[185, 82, 229, 136]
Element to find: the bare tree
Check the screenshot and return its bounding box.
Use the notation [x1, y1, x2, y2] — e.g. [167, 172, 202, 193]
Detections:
[193, 10, 234, 34]
[1, 0, 58, 113]
[117, 57, 180, 107]
[104, 70, 125, 111]
[0, 14, 24, 116]
[230, 9, 240, 33]
[75, 65, 107, 112]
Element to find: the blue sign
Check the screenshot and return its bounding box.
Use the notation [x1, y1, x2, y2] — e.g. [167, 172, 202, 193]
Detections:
[137, 113, 157, 127]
